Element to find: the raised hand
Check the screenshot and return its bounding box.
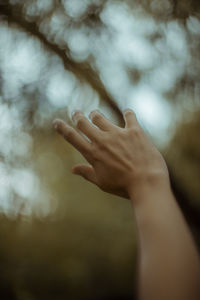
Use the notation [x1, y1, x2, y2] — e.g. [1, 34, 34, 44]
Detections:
[53, 109, 169, 200]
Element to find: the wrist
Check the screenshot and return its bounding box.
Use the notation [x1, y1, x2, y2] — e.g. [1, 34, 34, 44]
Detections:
[128, 176, 176, 231]
[128, 172, 172, 207]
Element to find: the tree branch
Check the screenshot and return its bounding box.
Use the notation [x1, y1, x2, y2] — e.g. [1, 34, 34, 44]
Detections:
[0, 3, 124, 126]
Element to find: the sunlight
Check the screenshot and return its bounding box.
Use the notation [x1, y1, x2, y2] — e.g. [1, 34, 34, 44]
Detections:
[129, 85, 172, 144]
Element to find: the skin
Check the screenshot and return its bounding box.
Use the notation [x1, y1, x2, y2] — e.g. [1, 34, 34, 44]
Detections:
[53, 109, 200, 300]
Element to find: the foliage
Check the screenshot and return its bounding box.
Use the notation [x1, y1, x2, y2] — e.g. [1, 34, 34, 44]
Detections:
[0, 0, 199, 299]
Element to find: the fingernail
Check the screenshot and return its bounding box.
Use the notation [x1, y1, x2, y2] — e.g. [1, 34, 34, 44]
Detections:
[89, 109, 98, 119]
[72, 111, 83, 123]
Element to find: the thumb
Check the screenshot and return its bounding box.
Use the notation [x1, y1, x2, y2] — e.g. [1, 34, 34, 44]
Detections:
[72, 164, 97, 185]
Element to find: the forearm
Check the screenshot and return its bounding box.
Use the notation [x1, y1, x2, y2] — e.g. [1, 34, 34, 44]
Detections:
[130, 180, 200, 300]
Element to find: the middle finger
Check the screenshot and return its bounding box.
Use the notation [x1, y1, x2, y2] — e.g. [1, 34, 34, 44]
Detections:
[72, 111, 100, 142]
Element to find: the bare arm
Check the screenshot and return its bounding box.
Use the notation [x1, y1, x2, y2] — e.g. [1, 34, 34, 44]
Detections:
[53, 109, 200, 300]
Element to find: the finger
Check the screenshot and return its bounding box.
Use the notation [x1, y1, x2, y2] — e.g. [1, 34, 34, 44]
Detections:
[53, 119, 93, 163]
[123, 109, 138, 128]
[89, 110, 116, 131]
[72, 111, 99, 141]
[72, 164, 97, 185]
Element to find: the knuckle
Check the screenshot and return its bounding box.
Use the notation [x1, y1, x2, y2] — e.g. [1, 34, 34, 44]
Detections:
[95, 134, 108, 148]
[96, 141, 106, 151]
[113, 128, 123, 139]
[63, 128, 74, 139]
[128, 126, 140, 135]
[90, 144, 99, 160]
[102, 133, 110, 144]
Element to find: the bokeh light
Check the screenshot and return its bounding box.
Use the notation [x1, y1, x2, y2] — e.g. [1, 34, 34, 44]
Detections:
[0, 0, 199, 217]
[0, 1, 200, 298]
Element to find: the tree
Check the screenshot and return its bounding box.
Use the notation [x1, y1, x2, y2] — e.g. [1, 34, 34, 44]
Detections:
[0, 1, 199, 299]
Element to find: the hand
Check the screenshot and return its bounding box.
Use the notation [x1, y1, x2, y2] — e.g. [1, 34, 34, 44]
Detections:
[53, 110, 169, 200]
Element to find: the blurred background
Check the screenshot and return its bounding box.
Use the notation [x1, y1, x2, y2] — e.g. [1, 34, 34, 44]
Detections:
[0, 0, 200, 299]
